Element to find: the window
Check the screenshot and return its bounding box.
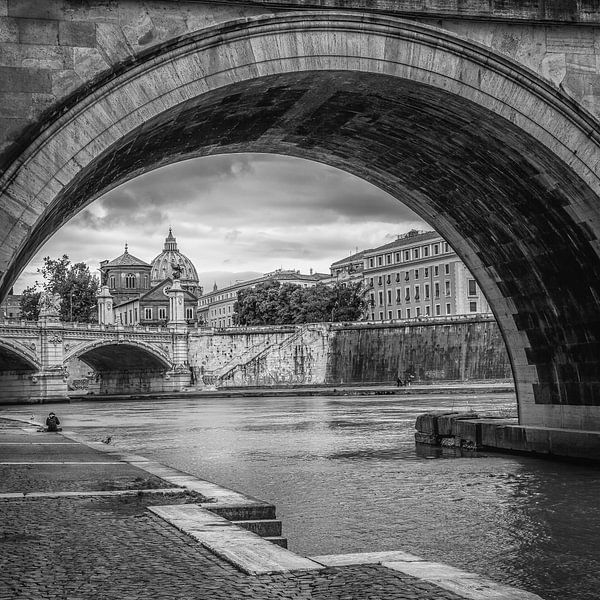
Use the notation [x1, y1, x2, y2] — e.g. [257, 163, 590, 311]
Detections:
[425, 284, 430, 299]
[404, 250, 410, 261]
[125, 273, 136, 289]
[369, 277, 374, 287]
[396, 289, 402, 303]
[186, 307, 194, 319]
[378, 291, 383, 305]
[386, 274, 391, 284]
[405, 287, 410, 302]
[144, 275, 148, 289]
[414, 269, 419, 279]
[413, 248, 420, 259]
[469, 302, 478, 312]
[414, 285, 420, 301]
[378, 276, 383, 286]
[371, 313, 375, 321]
[387, 290, 392, 304]
[129, 310, 133, 323]
[406, 308, 411, 318]
[444, 242, 449, 252]
[370, 293, 375, 307]
[134, 308, 138, 322]
[395, 252, 400, 262]
[158, 307, 167, 320]
[395, 273, 400, 282]
[435, 282, 440, 298]
[397, 309, 402, 319]
[433, 244, 439, 255]
[446, 303, 451, 315]
[434, 266, 439, 276]
[445, 280, 451, 296]
[405, 271, 410, 281]
[425, 305, 431, 316]
[424, 267, 429, 277]
[369, 258, 374, 267]
[435, 304, 441, 316]
[445, 263, 450, 275]
[378, 256, 383, 266]
[388, 310, 392, 319]
[386, 254, 392, 264]
[379, 311, 384, 320]
[468, 279, 477, 296]
[416, 307, 421, 317]
[423, 246, 429, 257]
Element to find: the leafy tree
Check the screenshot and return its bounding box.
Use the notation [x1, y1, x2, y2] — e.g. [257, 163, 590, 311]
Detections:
[19, 255, 99, 322]
[19, 285, 42, 320]
[233, 279, 367, 325]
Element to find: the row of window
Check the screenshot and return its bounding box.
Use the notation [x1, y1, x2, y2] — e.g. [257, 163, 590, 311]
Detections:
[109, 273, 149, 290]
[367, 242, 450, 269]
[370, 301, 478, 321]
[370, 282, 452, 305]
[368, 264, 452, 286]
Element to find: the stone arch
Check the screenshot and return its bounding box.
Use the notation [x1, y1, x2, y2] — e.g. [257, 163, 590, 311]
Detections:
[0, 339, 41, 372]
[1, 12, 600, 428]
[65, 339, 172, 372]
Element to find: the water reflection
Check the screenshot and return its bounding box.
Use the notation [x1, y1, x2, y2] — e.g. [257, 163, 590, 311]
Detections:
[2, 393, 599, 599]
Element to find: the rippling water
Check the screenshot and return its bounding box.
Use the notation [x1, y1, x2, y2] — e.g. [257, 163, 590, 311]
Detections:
[4, 393, 600, 600]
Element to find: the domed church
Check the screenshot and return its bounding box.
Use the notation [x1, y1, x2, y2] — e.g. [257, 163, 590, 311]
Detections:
[150, 228, 200, 296]
[99, 230, 202, 326]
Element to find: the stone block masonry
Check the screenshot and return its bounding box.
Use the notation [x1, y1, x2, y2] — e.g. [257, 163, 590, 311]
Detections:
[189, 317, 511, 389]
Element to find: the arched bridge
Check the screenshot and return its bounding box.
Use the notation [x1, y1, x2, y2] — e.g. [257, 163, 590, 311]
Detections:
[0, 321, 189, 401]
[2, 1, 600, 432]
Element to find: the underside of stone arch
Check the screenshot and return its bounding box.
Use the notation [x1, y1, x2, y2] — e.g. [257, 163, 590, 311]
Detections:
[72, 343, 171, 373]
[1, 12, 600, 429]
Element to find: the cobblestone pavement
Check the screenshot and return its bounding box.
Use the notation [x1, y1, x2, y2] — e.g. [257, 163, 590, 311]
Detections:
[0, 419, 466, 600]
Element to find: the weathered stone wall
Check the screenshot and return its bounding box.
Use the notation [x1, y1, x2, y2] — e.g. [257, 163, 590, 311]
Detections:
[326, 321, 511, 385]
[189, 318, 511, 387]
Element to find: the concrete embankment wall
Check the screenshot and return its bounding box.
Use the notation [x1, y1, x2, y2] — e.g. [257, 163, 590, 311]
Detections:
[189, 317, 511, 388]
[326, 320, 511, 384]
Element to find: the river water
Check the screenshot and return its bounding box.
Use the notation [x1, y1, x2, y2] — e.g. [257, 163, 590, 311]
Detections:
[3, 392, 599, 600]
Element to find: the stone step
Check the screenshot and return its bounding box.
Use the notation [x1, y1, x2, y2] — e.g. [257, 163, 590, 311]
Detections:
[232, 519, 282, 537]
[264, 536, 288, 549]
[149, 504, 323, 575]
[208, 503, 276, 521]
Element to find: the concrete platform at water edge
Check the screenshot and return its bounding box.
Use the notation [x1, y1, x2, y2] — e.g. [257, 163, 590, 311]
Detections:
[64, 381, 515, 403]
[0, 416, 542, 600]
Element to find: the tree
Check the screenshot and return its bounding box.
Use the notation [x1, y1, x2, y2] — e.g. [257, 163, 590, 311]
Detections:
[19, 285, 42, 320]
[19, 255, 99, 322]
[233, 279, 368, 325]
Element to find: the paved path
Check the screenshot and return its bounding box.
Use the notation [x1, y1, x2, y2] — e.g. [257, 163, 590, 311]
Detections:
[0, 418, 537, 600]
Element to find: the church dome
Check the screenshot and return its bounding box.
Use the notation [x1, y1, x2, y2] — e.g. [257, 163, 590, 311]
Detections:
[150, 229, 200, 294]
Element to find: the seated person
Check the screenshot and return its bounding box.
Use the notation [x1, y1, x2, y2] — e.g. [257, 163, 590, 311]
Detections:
[45, 412, 61, 432]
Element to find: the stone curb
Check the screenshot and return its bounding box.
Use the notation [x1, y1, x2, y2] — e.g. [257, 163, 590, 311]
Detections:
[0, 488, 184, 500]
[310, 553, 544, 600]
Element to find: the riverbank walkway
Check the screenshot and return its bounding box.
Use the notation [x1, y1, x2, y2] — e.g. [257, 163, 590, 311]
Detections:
[0, 417, 541, 600]
[66, 380, 515, 403]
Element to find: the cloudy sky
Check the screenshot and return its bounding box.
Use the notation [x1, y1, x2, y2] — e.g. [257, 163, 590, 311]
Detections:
[14, 153, 428, 293]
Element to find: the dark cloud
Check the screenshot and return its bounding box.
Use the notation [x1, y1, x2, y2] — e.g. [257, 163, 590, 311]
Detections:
[15, 153, 428, 293]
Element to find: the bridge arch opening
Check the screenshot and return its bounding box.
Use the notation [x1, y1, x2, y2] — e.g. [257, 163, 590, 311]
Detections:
[70, 341, 172, 395]
[1, 12, 600, 428]
[0, 342, 38, 373]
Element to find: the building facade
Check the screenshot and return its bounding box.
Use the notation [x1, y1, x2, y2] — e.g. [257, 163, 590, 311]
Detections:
[100, 230, 200, 325]
[331, 230, 491, 322]
[198, 269, 329, 328]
